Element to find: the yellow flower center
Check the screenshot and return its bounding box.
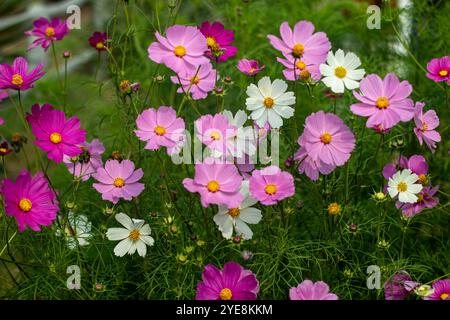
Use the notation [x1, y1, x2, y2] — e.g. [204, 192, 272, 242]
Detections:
[114, 178, 125, 188]
[206, 36, 217, 48]
[292, 43, 304, 58]
[96, 42, 105, 49]
[397, 182, 407, 192]
[129, 229, 140, 241]
[19, 198, 32, 212]
[264, 97, 274, 108]
[45, 27, 55, 37]
[220, 288, 232, 300]
[228, 208, 240, 218]
[376, 97, 390, 109]
[0, 148, 7, 153]
[334, 66, 347, 78]
[320, 132, 332, 144]
[11, 74, 23, 86]
[173, 45, 186, 57]
[416, 193, 424, 203]
[265, 183, 277, 195]
[248, 68, 255, 74]
[210, 130, 221, 141]
[190, 75, 200, 84]
[300, 69, 310, 80]
[438, 70, 448, 77]
[49, 132, 62, 144]
[327, 202, 341, 216]
[418, 174, 427, 184]
[154, 125, 166, 136]
[296, 60, 306, 70]
[207, 180, 220, 192]
[440, 293, 449, 300]
[421, 122, 428, 132]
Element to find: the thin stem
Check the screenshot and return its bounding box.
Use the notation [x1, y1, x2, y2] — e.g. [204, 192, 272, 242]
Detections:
[1, 156, 6, 179]
[94, 51, 101, 81]
[51, 42, 63, 90]
[63, 57, 68, 113]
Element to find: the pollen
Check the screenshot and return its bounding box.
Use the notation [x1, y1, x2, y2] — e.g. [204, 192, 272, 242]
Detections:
[96, 42, 105, 49]
[292, 43, 304, 58]
[45, 27, 55, 37]
[418, 174, 428, 184]
[264, 97, 274, 108]
[190, 75, 200, 84]
[334, 66, 347, 78]
[376, 97, 390, 109]
[440, 293, 449, 300]
[173, 45, 186, 57]
[210, 131, 221, 141]
[154, 125, 166, 136]
[300, 69, 310, 80]
[219, 288, 232, 300]
[207, 180, 220, 192]
[49, 132, 62, 144]
[206, 37, 217, 48]
[248, 68, 255, 74]
[421, 122, 428, 132]
[19, 198, 32, 212]
[327, 202, 341, 216]
[228, 208, 240, 218]
[114, 177, 125, 188]
[438, 70, 448, 77]
[129, 229, 140, 241]
[11, 74, 23, 86]
[265, 184, 277, 195]
[397, 182, 407, 192]
[320, 132, 332, 144]
[296, 60, 306, 70]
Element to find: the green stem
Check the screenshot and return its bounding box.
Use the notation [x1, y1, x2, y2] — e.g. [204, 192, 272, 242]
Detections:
[94, 51, 101, 81]
[51, 42, 63, 90]
[1, 156, 6, 179]
[63, 57, 68, 113]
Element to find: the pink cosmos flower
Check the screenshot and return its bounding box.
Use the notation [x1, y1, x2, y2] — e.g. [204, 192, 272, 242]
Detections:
[170, 63, 217, 99]
[25, 17, 69, 51]
[294, 146, 336, 181]
[253, 122, 271, 143]
[249, 165, 295, 205]
[237, 59, 265, 76]
[26, 103, 86, 163]
[289, 280, 338, 300]
[350, 73, 414, 130]
[413, 102, 441, 153]
[267, 20, 331, 62]
[0, 57, 45, 91]
[63, 139, 105, 181]
[183, 161, 243, 208]
[148, 25, 209, 74]
[425, 279, 450, 300]
[196, 262, 259, 300]
[89, 31, 108, 51]
[92, 159, 145, 204]
[195, 113, 237, 155]
[199, 21, 237, 62]
[277, 53, 322, 81]
[382, 155, 428, 182]
[299, 111, 355, 167]
[0, 117, 3, 126]
[384, 271, 418, 300]
[396, 185, 439, 217]
[0, 91, 8, 102]
[135, 106, 185, 152]
[426, 56, 450, 83]
[236, 155, 255, 179]
[1, 170, 58, 232]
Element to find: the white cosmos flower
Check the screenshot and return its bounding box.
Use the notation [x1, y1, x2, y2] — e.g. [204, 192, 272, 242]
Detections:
[319, 49, 365, 93]
[245, 77, 295, 129]
[106, 212, 154, 257]
[213, 181, 262, 240]
[222, 109, 257, 158]
[387, 169, 423, 204]
[57, 211, 92, 249]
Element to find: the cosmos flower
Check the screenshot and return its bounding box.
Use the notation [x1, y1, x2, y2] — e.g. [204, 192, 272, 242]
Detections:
[0, 141, 13, 156]
[387, 169, 423, 204]
[196, 262, 259, 300]
[245, 76, 295, 129]
[294, 146, 336, 181]
[249, 165, 295, 205]
[63, 139, 105, 181]
[88, 31, 108, 51]
[93, 159, 145, 204]
[199, 21, 237, 62]
[277, 53, 322, 81]
[170, 62, 217, 99]
[222, 109, 256, 158]
[0, 57, 45, 91]
[148, 25, 209, 74]
[396, 186, 439, 217]
[319, 49, 365, 93]
[426, 56, 450, 83]
[425, 279, 450, 300]
[195, 113, 237, 156]
[1, 170, 58, 232]
[57, 212, 92, 249]
[289, 280, 338, 300]
[237, 59, 265, 76]
[106, 213, 154, 257]
[413, 102, 441, 153]
[25, 17, 69, 51]
[382, 155, 429, 183]
[384, 271, 418, 300]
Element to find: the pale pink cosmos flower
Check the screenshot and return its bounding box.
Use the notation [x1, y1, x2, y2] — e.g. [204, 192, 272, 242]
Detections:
[413, 102, 441, 153]
[277, 53, 322, 81]
[350, 73, 414, 130]
[135, 106, 185, 152]
[237, 59, 265, 76]
[249, 165, 295, 205]
[170, 63, 217, 100]
[147, 25, 209, 74]
[195, 113, 237, 156]
[294, 146, 336, 181]
[63, 139, 105, 181]
[290, 280, 338, 300]
[183, 161, 243, 208]
[93, 159, 145, 204]
[299, 111, 355, 167]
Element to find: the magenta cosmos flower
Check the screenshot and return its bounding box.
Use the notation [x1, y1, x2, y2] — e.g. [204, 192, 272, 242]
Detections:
[135, 106, 185, 152]
[249, 165, 294, 205]
[299, 111, 355, 167]
[290, 280, 338, 300]
[25, 17, 69, 51]
[196, 262, 259, 300]
[26, 103, 86, 163]
[199, 21, 237, 62]
[396, 185, 439, 217]
[384, 271, 418, 300]
[195, 113, 237, 155]
[183, 161, 243, 208]
[277, 54, 322, 81]
[148, 25, 209, 74]
[425, 279, 450, 300]
[0, 57, 45, 91]
[351, 73, 414, 130]
[170, 62, 217, 99]
[383, 155, 429, 183]
[89, 31, 108, 51]
[426, 56, 450, 83]
[267, 20, 331, 62]
[63, 139, 105, 181]
[1, 170, 58, 232]
[93, 159, 144, 204]
[237, 59, 265, 76]
[294, 147, 336, 181]
[413, 102, 441, 153]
